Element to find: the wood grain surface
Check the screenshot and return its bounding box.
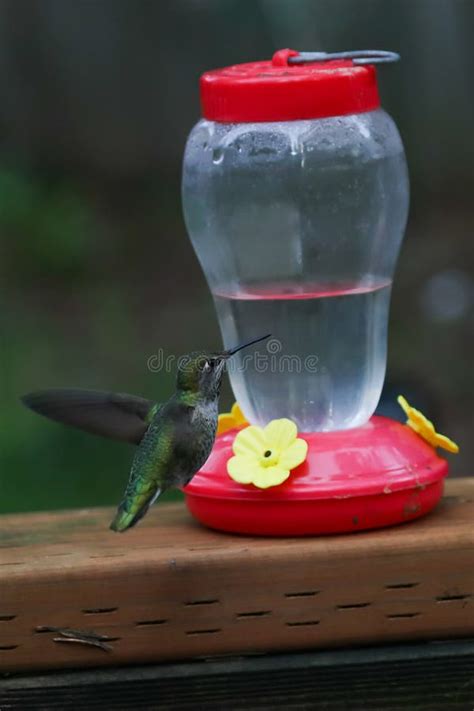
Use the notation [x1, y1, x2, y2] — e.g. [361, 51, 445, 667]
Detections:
[0, 479, 473, 673]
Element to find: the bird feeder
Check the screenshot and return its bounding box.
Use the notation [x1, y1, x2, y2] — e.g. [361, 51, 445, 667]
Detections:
[181, 49, 453, 535]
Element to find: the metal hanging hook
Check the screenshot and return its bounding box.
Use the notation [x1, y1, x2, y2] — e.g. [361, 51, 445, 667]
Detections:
[288, 50, 400, 66]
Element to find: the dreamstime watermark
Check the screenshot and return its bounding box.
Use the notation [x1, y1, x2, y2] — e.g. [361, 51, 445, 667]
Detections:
[147, 338, 319, 374]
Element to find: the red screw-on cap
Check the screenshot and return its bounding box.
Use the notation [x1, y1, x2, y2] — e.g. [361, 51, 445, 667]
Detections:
[200, 49, 381, 123]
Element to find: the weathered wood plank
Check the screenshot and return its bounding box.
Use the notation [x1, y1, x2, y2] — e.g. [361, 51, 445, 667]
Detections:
[0, 479, 473, 673]
[1, 642, 474, 710]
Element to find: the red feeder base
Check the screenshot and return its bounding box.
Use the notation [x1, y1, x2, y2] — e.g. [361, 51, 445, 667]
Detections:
[184, 416, 448, 536]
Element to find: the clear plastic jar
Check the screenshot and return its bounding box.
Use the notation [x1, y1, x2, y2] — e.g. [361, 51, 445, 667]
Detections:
[182, 52, 409, 432]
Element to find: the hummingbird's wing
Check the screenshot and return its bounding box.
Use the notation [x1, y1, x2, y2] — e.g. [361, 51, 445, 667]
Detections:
[22, 389, 161, 444]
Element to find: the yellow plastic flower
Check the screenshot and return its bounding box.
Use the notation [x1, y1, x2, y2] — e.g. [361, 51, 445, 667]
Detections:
[217, 402, 249, 435]
[397, 395, 459, 454]
[227, 418, 308, 489]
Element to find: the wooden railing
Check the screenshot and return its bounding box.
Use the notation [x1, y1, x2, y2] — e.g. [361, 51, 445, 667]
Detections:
[1, 479, 473, 674]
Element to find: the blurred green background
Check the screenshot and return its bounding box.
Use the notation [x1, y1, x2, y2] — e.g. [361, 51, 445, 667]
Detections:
[1, 0, 472, 514]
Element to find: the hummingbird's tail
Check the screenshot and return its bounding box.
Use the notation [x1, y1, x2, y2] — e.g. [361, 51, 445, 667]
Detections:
[110, 486, 161, 532]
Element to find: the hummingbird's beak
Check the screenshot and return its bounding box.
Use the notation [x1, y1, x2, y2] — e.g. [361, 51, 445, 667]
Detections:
[223, 333, 271, 358]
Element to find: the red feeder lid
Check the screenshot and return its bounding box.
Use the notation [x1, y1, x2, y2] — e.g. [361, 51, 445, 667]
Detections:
[186, 416, 447, 502]
[200, 48, 381, 123]
[184, 416, 448, 536]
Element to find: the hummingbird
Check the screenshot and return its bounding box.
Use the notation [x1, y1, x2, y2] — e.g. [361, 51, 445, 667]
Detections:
[22, 334, 270, 532]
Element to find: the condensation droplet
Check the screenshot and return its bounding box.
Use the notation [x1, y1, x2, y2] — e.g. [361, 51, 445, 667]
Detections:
[212, 147, 224, 165]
